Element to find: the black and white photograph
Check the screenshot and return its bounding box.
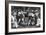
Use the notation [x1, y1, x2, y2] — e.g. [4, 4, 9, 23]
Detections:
[11, 6, 40, 28]
[7, 2, 45, 33]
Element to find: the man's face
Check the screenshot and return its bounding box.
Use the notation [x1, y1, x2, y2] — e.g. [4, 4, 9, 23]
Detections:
[13, 12, 17, 16]
[35, 12, 39, 16]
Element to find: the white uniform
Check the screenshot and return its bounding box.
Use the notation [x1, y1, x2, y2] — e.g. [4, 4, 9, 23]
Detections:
[36, 18, 40, 26]
[11, 15, 18, 28]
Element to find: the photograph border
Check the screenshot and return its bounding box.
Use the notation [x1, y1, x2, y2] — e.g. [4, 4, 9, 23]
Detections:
[5, 1, 45, 34]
